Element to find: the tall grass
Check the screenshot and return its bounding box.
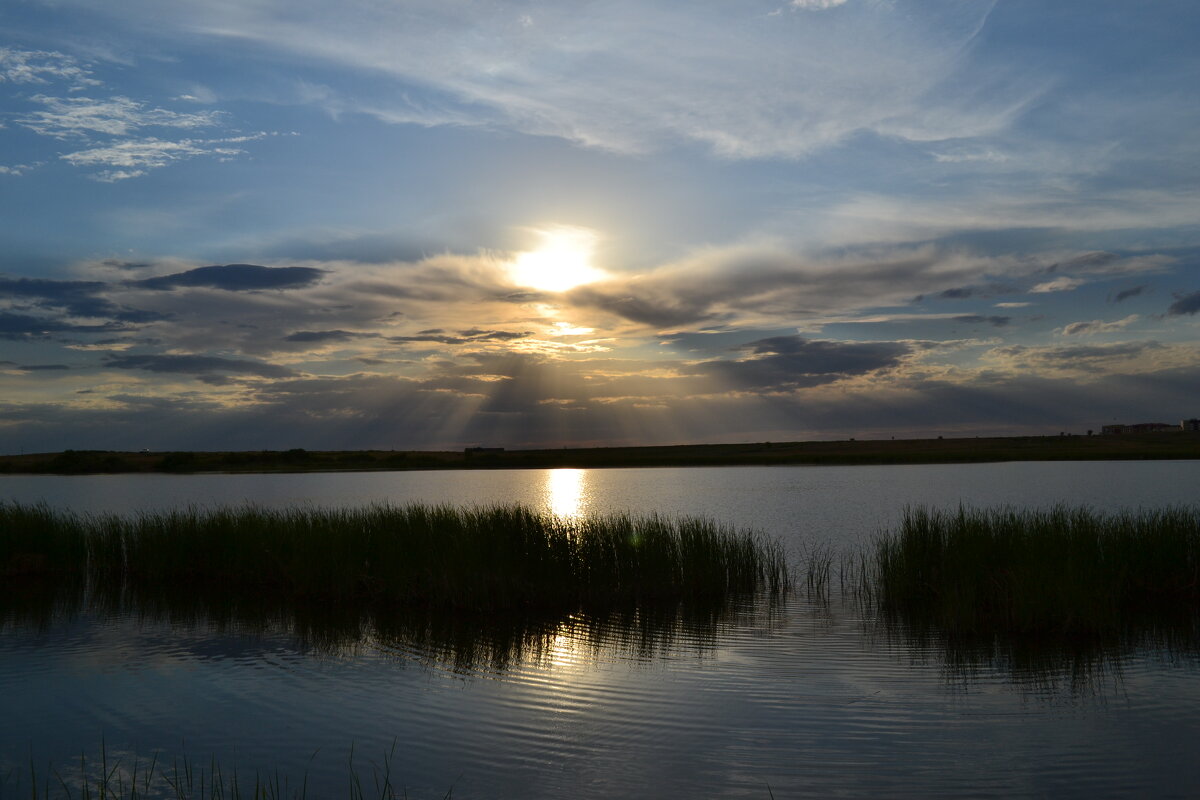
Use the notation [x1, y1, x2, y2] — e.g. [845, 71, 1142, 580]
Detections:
[864, 505, 1200, 635]
[0, 502, 786, 613]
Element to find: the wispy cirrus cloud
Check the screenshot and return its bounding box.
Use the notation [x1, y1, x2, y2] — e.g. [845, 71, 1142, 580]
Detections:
[59, 133, 270, 181]
[53, 0, 1014, 160]
[0, 47, 99, 89]
[2, 47, 272, 180]
[18, 95, 223, 139]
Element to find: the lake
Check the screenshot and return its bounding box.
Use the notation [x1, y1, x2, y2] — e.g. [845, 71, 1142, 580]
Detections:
[3, 461, 1199, 797]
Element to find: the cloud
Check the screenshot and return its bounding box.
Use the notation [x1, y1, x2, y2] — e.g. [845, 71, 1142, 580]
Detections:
[18, 95, 223, 139]
[0, 163, 42, 177]
[790, 0, 848, 9]
[103, 353, 299, 378]
[283, 329, 369, 344]
[17, 363, 70, 371]
[988, 341, 1169, 373]
[1167, 290, 1200, 316]
[0, 47, 99, 89]
[0, 311, 126, 339]
[1112, 285, 1146, 303]
[951, 314, 1010, 327]
[0, 274, 166, 322]
[59, 134, 266, 181]
[65, 0, 1012, 160]
[1059, 315, 1139, 336]
[9, 358, 1199, 452]
[1030, 277, 1086, 293]
[680, 335, 909, 391]
[566, 243, 1036, 330]
[131, 264, 327, 291]
[387, 329, 535, 346]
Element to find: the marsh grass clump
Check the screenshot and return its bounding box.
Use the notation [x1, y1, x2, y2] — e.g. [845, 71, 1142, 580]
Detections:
[0, 502, 786, 614]
[865, 505, 1200, 635]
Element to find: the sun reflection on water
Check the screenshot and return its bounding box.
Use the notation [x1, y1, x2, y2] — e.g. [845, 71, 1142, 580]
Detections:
[545, 468, 588, 520]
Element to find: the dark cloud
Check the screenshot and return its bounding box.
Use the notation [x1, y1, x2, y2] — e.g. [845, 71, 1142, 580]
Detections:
[992, 341, 1162, 371]
[567, 246, 1022, 329]
[459, 329, 533, 341]
[1167, 290, 1200, 316]
[283, 329, 373, 343]
[951, 314, 1011, 327]
[1042, 251, 1119, 274]
[387, 329, 534, 346]
[101, 259, 155, 270]
[18, 364, 69, 371]
[7, 363, 1199, 453]
[0, 311, 126, 339]
[1112, 285, 1145, 303]
[911, 282, 1019, 302]
[131, 264, 326, 292]
[682, 336, 909, 391]
[566, 288, 709, 328]
[0, 275, 164, 322]
[103, 353, 299, 378]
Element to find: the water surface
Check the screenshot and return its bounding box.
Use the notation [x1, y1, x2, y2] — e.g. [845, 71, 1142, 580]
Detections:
[3, 461, 1199, 797]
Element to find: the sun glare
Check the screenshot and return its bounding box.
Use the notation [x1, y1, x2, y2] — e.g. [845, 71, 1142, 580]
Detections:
[510, 226, 607, 292]
[546, 468, 588, 520]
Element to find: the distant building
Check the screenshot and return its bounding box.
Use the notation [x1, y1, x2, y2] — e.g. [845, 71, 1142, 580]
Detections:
[1103, 422, 1175, 434]
[1130, 422, 1175, 433]
[464, 446, 505, 454]
[1183, 419, 1200, 432]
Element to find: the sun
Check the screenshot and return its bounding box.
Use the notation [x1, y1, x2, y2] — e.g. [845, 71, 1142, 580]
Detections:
[509, 226, 608, 292]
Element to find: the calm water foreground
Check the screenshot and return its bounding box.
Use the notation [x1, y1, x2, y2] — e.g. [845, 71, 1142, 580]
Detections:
[3, 461, 1200, 797]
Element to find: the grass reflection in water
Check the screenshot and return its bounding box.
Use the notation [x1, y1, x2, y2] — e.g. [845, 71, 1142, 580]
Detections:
[858, 505, 1200, 693]
[0, 501, 788, 671]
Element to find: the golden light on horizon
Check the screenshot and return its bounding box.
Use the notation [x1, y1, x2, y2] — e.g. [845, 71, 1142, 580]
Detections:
[510, 226, 607, 293]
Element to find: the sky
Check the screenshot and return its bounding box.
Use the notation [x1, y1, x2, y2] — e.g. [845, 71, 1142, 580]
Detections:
[2, 0, 1199, 453]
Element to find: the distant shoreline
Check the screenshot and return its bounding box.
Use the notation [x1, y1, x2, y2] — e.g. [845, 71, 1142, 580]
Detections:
[2, 432, 1198, 475]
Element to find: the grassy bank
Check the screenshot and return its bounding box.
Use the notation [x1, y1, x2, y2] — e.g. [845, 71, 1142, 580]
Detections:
[864, 505, 1200, 635]
[0, 503, 786, 613]
[2, 431, 1198, 474]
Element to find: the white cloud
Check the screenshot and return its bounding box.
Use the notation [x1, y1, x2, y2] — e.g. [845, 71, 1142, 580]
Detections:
[59, 134, 265, 180]
[18, 95, 223, 139]
[0, 162, 41, 176]
[814, 188, 1200, 247]
[1059, 315, 1139, 337]
[1030, 277, 1087, 293]
[995, 302, 1031, 308]
[0, 47, 99, 89]
[174, 85, 218, 104]
[790, 0, 849, 8]
[930, 148, 1010, 164]
[56, 0, 1017, 160]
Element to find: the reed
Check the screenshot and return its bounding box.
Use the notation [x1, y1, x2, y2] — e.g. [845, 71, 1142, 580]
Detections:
[864, 505, 1200, 635]
[0, 502, 786, 614]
